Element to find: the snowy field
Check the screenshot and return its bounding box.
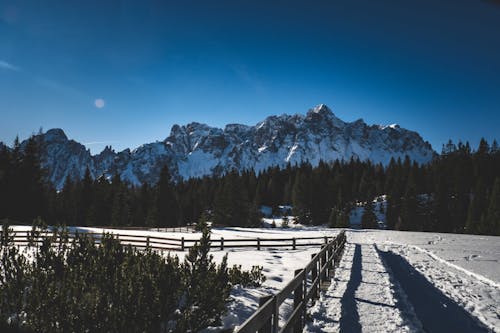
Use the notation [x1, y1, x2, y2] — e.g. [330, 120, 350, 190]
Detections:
[7, 225, 500, 332]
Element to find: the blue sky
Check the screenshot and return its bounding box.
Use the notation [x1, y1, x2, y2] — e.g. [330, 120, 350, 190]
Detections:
[1, 0, 499, 154]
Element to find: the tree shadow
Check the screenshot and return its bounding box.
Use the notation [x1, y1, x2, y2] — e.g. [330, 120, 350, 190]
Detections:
[378, 249, 490, 333]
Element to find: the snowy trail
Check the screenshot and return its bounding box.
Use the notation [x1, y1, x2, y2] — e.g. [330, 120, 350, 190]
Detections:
[379, 249, 490, 332]
[305, 241, 421, 332]
[306, 231, 499, 333]
[380, 242, 500, 332]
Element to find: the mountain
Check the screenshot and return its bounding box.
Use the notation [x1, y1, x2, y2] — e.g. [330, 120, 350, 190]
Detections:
[17, 104, 434, 189]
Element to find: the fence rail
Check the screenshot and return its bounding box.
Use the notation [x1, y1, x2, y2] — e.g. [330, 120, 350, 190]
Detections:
[1, 229, 340, 252]
[235, 230, 347, 333]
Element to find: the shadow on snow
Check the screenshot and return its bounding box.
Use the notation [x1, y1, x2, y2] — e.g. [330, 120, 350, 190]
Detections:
[378, 249, 490, 333]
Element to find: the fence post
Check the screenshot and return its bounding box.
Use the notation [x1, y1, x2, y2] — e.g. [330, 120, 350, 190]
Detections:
[311, 254, 318, 301]
[292, 237, 296, 250]
[328, 243, 333, 277]
[258, 295, 273, 333]
[181, 237, 185, 251]
[321, 245, 327, 284]
[257, 238, 261, 251]
[146, 236, 150, 249]
[294, 269, 304, 332]
[324, 236, 328, 244]
[220, 237, 224, 250]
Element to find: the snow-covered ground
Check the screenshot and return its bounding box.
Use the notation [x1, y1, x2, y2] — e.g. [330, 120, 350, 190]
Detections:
[7, 225, 499, 332]
[306, 230, 500, 333]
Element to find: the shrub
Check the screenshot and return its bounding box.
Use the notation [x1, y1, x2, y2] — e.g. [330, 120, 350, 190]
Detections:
[0, 221, 265, 333]
[229, 265, 266, 287]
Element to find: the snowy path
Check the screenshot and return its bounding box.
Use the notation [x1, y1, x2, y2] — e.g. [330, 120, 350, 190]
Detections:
[380, 242, 500, 332]
[305, 241, 421, 332]
[379, 249, 490, 332]
[306, 231, 499, 332]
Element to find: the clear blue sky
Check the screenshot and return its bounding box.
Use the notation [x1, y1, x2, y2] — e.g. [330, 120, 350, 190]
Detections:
[1, 0, 499, 154]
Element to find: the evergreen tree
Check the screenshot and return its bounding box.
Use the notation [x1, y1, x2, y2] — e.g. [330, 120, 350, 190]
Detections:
[483, 177, 500, 235]
[399, 171, 418, 231]
[292, 167, 311, 224]
[361, 200, 378, 229]
[213, 170, 255, 226]
[156, 166, 179, 227]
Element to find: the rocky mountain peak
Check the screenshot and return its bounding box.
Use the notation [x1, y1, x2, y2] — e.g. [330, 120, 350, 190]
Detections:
[44, 128, 68, 142]
[14, 104, 435, 188]
[305, 104, 345, 128]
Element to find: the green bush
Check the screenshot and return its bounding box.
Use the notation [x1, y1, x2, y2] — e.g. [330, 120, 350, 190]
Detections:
[229, 265, 266, 287]
[0, 222, 265, 333]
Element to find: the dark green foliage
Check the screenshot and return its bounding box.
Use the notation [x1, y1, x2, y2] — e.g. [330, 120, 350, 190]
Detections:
[195, 212, 210, 232]
[328, 207, 350, 228]
[361, 201, 378, 229]
[157, 166, 180, 227]
[292, 166, 312, 224]
[213, 170, 259, 227]
[228, 265, 266, 287]
[0, 222, 265, 333]
[177, 228, 230, 332]
[482, 177, 500, 235]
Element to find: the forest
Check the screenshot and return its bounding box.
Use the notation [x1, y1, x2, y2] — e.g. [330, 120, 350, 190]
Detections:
[0, 137, 499, 235]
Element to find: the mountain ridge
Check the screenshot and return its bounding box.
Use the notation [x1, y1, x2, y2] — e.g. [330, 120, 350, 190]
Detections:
[8, 104, 435, 189]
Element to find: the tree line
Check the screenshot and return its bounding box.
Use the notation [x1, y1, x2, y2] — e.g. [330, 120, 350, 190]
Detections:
[0, 136, 499, 235]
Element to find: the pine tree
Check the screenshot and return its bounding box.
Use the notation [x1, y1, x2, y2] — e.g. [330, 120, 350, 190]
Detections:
[483, 177, 500, 235]
[156, 166, 179, 227]
[328, 208, 337, 227]
[18, 136, 46, 222]
[465, 179, 487, 234]
[292, 168, 311, 224]
[178, 228, 231, 332]
[361, 200, 378, 229]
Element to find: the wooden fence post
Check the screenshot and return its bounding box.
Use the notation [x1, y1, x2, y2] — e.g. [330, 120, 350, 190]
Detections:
[311, 253, 318, 301]
[328, 244, 333, 277]
[292, 238, 296, 250]
[324, 236, 328, 244]
[220, 237, 224, 250]
[146, 236, 150, 249]
[257, 238, 261, 251]
[321, 245, 327, 284]
[258, 295, 273, 333]
[181, 237, 185, 251]
[294, 269, 304, 333]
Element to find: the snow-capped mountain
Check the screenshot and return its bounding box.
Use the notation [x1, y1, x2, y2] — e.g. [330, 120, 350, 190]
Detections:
[17, 104, 435, 188]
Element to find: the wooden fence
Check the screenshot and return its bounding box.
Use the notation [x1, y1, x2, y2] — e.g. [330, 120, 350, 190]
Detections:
[235, 230, 347, 333]
[1, 229, 340, 252]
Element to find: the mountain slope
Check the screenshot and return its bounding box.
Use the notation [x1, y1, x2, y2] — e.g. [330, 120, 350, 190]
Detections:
[19, 104, 434, 188]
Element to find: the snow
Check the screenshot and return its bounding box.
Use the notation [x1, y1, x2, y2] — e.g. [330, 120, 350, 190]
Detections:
[307, 230, 500, 332]
[305, 242, 422, 332]
[30, 104, 435, 189]
[8, 224, 498, 332]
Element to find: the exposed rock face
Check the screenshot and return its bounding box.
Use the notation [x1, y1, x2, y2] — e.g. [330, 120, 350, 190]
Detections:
[17, 104, 435, 188]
